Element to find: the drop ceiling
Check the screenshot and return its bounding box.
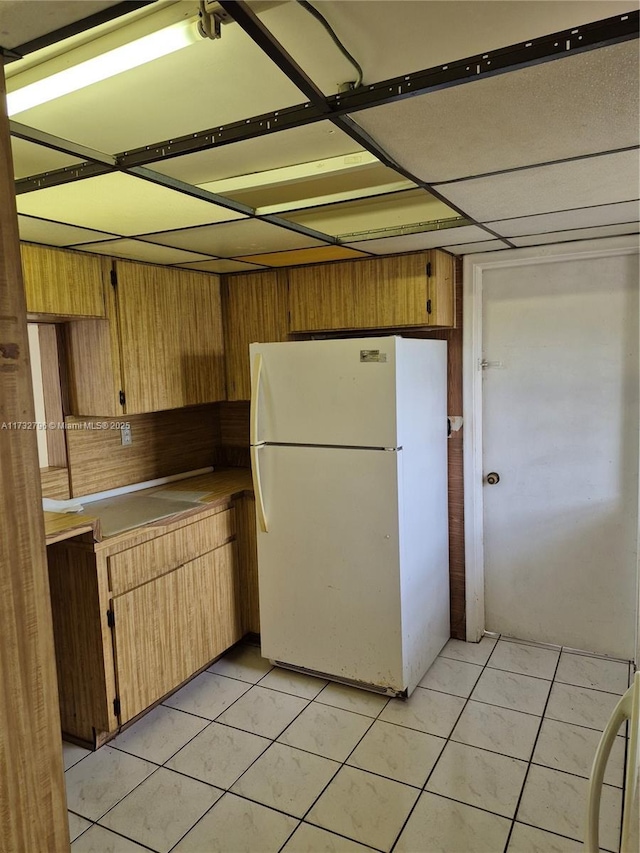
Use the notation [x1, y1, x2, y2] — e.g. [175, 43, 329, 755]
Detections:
[3, 0, 639, 270]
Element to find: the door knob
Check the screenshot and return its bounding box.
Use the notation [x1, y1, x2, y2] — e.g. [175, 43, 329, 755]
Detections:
[486, 472, 500, 485]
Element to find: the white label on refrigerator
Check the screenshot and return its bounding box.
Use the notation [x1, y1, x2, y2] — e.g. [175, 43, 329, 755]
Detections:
[360, 350, 387, 363]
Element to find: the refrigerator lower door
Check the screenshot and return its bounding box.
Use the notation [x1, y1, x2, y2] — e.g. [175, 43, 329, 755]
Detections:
[256, 444, 405, 693]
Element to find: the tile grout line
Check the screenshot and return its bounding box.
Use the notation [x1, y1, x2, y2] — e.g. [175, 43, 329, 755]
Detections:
[502, 644, 567, 852]
[386, 636, 503, 853]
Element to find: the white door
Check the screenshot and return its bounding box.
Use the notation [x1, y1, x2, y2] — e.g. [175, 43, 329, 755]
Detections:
[256, 443, 405, 691]
[482, 253, 639, 659]
[250, 337, 399, 447]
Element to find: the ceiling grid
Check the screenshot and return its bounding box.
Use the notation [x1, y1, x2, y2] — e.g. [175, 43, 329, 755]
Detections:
[3, 1, 638, 265]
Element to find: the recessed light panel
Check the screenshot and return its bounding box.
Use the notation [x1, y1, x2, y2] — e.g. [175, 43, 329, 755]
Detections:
[16, 172, 246, 236]
[143, 219, 328, 257]
[346, 224, 496, 254]
[437, 150, 640, 222]
[283, 190, 456, 237]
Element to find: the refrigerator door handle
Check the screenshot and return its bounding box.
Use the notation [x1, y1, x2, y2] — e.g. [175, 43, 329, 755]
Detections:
[250, 443, 269, 533]
[250, 353, 263, 447]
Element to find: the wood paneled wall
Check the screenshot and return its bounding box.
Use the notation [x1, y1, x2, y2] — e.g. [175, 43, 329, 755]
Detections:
[214, 401, 251, 468]
[66, 404, 220, 497]
[0, 65, 70, 853]
[407, 257, 465, 639]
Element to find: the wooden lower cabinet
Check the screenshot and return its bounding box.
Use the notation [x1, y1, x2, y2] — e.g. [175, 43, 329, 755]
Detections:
[46, 499, 258, 747]
[113, 543, 242, 722]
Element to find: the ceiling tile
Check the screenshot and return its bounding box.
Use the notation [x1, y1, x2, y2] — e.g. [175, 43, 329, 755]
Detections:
[11, 137, 82, 180]
[511, 223, 640, 247]
[0, 1, 122, 50]
[237, 246, 370, 266]
[436, 150, 640, 222]
[446, 240, 510, 255]
[16, 172, 245, 236]
[174, 259, 265, 273]
[17, 214, 116, 246]
[143, 219, 328, 257]
[154, 122, 364, 185]
[259, 1, 633, 90]
[487, 201, 640, 238]
[345, 224, 496, 254]
[354, 41, 639, 183]
[283, 189, 456, 237]
[70, 238, 215, 266]
[7, 22, 305, 153]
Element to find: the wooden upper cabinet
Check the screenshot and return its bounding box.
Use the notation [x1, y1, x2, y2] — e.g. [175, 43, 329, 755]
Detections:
[115, 261, 226, 414]
[289, 250, 455, 333]
[222, 270, 289, 400]
[21, 243, 106, 317]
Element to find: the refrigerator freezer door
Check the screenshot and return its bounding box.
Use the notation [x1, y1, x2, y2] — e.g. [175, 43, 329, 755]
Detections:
[256, 444, 405, 692]
[250, 338, 398, 448]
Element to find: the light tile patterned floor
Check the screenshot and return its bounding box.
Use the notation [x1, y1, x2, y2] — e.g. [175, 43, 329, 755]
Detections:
[65, 636, 634, 852]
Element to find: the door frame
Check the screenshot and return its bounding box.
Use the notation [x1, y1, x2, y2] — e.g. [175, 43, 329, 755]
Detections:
[462, 235, 640, 664]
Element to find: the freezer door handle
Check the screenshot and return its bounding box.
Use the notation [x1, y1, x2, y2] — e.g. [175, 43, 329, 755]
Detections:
[250, 352, 263, 446]
[250, 443, 269, 533]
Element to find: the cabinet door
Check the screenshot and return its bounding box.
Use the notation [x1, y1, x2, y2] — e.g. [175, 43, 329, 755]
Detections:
[115, 261, 226, 414]
[223, 270, 289, 400]
[112, 542, 241, 723]
[289, 250, 455, 332]
[21, 243, 106, 317]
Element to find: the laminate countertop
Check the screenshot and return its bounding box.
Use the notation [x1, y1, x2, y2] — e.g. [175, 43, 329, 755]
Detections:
[44, 468, 253, 546]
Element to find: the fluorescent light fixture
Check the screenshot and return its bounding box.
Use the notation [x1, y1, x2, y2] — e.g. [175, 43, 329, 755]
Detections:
[7, 20, 199, 116]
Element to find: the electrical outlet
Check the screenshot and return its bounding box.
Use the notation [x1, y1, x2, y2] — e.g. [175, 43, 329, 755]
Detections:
[121, 424, 132, 447]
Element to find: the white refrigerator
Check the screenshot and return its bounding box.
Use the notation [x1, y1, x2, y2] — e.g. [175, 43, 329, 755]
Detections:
[249, 336, 449, 697]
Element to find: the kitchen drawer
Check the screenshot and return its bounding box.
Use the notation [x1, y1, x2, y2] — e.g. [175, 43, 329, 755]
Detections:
[109, 509, 235, 595]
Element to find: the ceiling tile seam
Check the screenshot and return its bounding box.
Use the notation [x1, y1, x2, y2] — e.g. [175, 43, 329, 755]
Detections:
[484, 198, 640, 225]
[430, 145, 640, 187]
[111, 10, 639, 170]
[336, 114, 517, 249]
[18, 212, 123, 239]
[494, 221, 640, 239]
[511, 229, 640, 247]
[9, 120, 117, 166]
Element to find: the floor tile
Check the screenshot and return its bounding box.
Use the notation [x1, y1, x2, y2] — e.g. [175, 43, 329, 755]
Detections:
[507, 822, 583, 852]
[451, 699, 541, 760]
[172, 792, 298, 852]
[517, 765, 622, 851]
[71, 824, 150, 851]
[426, 740, 528, 818]
[63, 741, 91, 771]
[65, 746, 156, 821]
[166, 722, 271, 789]
[419, 656, 483, 698]
[278, 702, 372, 762]
[315, 682, 389, 717]
[208, 643, 273, 683]
[545, 682, 622, 732]
[395, 791, 511, 853]
[216, 685, 308, 738]
[488, 639, 560, 680]
[439, 635, 497, 665]
[347, 719, 445, 787]
[555, 652, 629, 695]
[378, 687, 465, 737]
[111, 705, 208, 764]
[258, 667, 328, 700]
[471, 668, 551, 715]
[163, 671, 251, 720]
[307, 765, 418, 852]
[282, 822, 375, 852]
[99, 767, 222, 853]
[533, 717, 625, 787]
[68, 812, 92, 843]
[231, 742, 339, 817]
